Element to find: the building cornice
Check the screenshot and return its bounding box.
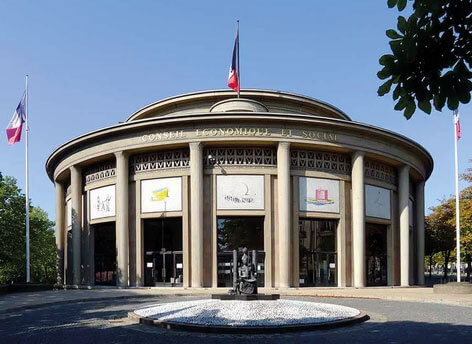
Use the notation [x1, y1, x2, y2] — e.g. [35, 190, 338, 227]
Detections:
[46, 112, 433, 182]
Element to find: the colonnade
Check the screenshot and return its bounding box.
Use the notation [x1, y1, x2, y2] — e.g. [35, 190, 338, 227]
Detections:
[54, 143, 426, 288]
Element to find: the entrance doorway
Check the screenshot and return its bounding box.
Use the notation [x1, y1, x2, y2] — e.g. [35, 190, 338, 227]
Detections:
[366, 223, 388, 286]
[143, 218, 183, 287]
[299, 219, 337, 287]
[94, 222, 116, 286]
[217, 216, 265, 287]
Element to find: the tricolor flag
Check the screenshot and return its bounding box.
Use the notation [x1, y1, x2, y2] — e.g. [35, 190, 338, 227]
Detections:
[227, 26, 240, 93]
[6, 92, 26, 145]
[454, 109, 461, 140]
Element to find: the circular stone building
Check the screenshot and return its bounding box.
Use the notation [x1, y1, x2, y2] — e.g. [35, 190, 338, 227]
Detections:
[46, 89, 433, 289]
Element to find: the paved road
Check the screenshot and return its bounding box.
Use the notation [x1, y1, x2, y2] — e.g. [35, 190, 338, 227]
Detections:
[1, 296, 471, 343]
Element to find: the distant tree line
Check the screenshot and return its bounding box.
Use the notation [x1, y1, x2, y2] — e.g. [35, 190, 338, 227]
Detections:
[0, 172, 56, 284]
[425, 161, 472, 281]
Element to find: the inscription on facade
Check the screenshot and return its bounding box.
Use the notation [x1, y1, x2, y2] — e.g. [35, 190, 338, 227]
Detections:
[141, 127, 337, 143]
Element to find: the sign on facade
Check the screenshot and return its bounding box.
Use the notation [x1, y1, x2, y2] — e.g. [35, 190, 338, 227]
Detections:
[299, 177, 340, 213]
[365, 184, 391, 219]
[90, 185, 116, 220]
[141, 177, 182, 213]
[217, 175, 264, 210]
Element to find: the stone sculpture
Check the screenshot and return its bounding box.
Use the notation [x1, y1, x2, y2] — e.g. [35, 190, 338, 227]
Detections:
[231, 247, 258, 295]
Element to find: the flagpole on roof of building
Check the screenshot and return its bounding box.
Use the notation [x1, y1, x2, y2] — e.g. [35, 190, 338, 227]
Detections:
[237, 20, 240, 99]
[453, 108, 461, 283]
[25, 74, 30, 283]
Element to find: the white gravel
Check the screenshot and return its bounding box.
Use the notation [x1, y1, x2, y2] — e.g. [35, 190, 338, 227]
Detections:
[133, 299, 360, 327]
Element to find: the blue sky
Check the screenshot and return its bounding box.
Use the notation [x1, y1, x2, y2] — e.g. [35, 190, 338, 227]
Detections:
[0, 0, 470, 219]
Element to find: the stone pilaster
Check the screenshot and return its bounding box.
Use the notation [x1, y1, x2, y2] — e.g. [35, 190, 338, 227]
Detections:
[55, 181, 65, 285]
[189, 142, 203, 287]
[115, 151, 129, 287]
[70, 165, 82, 285]
[351, 151, 365, 287]
[277, 142, 291, 288]
[399, 165, 410, 286]
[416, 180, 425, 285]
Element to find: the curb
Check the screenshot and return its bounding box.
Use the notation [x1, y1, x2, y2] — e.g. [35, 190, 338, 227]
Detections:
[128, 310, 370, 334]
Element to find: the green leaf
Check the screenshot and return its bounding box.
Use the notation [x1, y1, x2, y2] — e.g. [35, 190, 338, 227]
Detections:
[387, 0, 398, 8]
[393, 84, 402, 100]
[397, 0, 407, 11]
[386, 29, 403, 39]
[397, 16, 407, 34]
[377, 66, 392, 80]
[459, 91, 471, 104]
[418, 99, 432, 114]
[447, 95, 459, 111]
[389, 40, 402, 55]
[379, 54, 395, 66]
[404, 100, 416, 119]
[395, 96, 409, 110]
[378, 79, 393, 96]
[433, 93, 446, 111]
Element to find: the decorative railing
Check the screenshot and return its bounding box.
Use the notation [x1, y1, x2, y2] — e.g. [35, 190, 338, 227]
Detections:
[84, 161, 116, 185]
[364, 159, 397, 185]
[204, 147, 277, 167]
[290, 150, 351, 175]
[130, 149, 190, 174]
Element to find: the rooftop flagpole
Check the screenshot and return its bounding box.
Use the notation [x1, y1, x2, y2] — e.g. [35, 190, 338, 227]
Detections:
[453, 109, 461, 283]
[25, 75, 30, 283]
[237, 20, 240, 99]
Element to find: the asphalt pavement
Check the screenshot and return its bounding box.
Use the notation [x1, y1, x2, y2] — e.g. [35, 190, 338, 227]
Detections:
[1, 295, 471, 343]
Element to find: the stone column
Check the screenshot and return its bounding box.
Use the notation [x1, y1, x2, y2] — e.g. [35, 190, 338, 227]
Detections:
[351, 151, 365, 287]
[55, 181, 65, 285]
[70, 165, 82, 285]
[399, 165, 410, 286]
[277, 142, 291, 288]
[416, 180, 425, 285]
[189, 142, 203, 287]
[115, 151, 129, 287]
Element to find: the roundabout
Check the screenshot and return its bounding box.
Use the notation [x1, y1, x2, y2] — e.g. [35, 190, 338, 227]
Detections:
[129, 299, 368, 333]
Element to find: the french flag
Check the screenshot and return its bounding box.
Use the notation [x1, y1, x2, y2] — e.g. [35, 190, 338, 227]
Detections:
[227, 27, 240, 93]
[454, 109, 461, 140]
[6, 92, 26, 145]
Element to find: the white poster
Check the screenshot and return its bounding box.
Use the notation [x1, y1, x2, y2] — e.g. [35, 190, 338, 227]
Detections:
[90, 185, 116, 220]
[141, 177, 182, 213]
[365, 184, 391, 219]
[66, 199, 72, 227]
[217, 175, 264, 210]
[299, 177, 340, 213]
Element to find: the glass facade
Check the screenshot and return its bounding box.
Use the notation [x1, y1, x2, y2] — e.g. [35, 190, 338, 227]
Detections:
[143, 218, 183, 287]
[299, 219, 337, 287]
[366, 223, 388, 286]
[217, 216, 265, 287]
[94, 222, 116, 286]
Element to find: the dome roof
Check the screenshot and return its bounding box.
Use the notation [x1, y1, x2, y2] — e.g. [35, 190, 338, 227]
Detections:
[126, 89, 351, 122]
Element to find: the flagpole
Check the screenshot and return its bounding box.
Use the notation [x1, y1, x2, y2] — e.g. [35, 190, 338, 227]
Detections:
[25, 75, 30, 283]
[237, 20, 240, 99]
[454, 110, 461, 283]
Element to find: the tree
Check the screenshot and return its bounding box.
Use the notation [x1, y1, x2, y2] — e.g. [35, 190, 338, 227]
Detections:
[425, 197, 456, 279]
[460, 163, 472, 281]
[0, 172, 56, 284]
[378, 0, 472, 118]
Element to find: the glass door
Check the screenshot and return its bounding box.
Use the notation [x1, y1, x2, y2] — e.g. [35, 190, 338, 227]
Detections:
[366, 223, 388, 286]
[94, 222, 117, 286]
[216, 217, 265, 287]
[144, 218, 183, 286]
[299, 219, 337, 287]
